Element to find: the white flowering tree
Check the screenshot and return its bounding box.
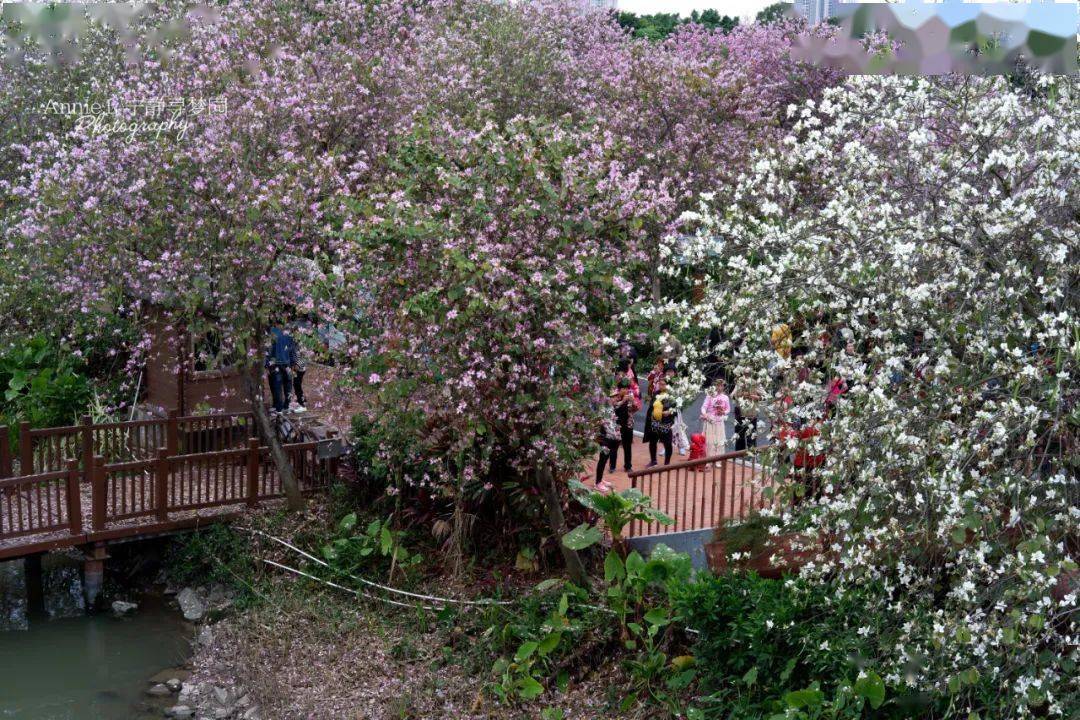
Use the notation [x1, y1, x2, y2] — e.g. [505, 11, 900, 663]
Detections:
[667, 76, 1078, 716]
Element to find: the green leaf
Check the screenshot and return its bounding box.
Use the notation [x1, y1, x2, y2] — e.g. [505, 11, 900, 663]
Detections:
[742, 666, 758, 686]
[379, 525, 393, 554]
[643, 607, 669, 627]
[514, 641, 539, 663]
[604, 551, 625, 583]
[338, 512, 358, 533]
[853, 670, 886, 709]
[624, 551, 646, 576]
[557, 593, 568, 617]
[671, 655, 696, 671]
[517, 675, 544, 699]
[538, 632, 562, 656]
[784, 688, 825, 709]
[562, 523, 602, 550]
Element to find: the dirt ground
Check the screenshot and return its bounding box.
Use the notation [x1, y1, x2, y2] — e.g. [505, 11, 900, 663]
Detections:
[191, 588, 637, 720]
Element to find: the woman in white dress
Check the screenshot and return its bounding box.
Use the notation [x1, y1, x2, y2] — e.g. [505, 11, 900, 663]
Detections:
[700, 380, 731, 460]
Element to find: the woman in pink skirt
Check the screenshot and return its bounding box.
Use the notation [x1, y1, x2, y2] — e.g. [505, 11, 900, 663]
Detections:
[700, 379, 731, 461]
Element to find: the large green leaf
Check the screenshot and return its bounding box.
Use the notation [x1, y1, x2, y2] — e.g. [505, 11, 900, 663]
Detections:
[517, 675, 544, 699]
[854, 670, 886, 709]
[562, 523, 602, 550]
[784, 687, 825, 709]
[514, 641, 539, 663]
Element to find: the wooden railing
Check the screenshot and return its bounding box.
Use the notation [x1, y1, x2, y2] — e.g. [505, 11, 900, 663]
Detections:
[0, 438, 331, 552]
[90, 438, 330, 531]
[2, 412, 257, 482]
[0, 460, 82, 540]
[626, 450, 784, 538]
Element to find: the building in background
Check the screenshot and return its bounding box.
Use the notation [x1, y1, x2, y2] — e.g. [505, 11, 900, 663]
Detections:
[794, 0, 840, 25]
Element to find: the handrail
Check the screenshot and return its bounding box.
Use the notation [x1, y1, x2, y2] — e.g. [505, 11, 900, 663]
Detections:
[627, 449, 751, 479]
[27, 424, 81, 436]
[0, 467, 70, 489]
[175, 412, 253, 423]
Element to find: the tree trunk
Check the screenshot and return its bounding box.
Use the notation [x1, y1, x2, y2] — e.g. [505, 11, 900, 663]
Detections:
[539, 464, 589, 589]
[245, 365, 304, 511]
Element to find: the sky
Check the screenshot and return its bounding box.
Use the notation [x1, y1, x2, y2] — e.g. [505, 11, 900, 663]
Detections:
[616, 0, 779, 20]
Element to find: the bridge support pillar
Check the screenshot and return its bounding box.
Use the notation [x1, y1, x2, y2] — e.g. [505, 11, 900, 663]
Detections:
[24, 553, 44, 619]
[82, 542, 109, 608]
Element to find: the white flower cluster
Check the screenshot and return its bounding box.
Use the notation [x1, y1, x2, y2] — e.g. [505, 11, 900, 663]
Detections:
[664, 76, 1078, 716]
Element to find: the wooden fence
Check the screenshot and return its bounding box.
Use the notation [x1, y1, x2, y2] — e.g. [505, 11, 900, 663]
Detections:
[626, 450, 785, 538]
[1, 438, 330, 549]
[1, 412, 257, 482]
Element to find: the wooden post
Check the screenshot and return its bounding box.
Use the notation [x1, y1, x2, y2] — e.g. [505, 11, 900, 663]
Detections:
[91, 455, 106, 532]
[66, 459, 82, 535]
[246, 437, 260, 507]
[166, 410, 179, 456]
[81, 415, 93, 484]
[19, 421, 32, 476]
[155, 448, 169, 521]
[0, 426, 11, 479]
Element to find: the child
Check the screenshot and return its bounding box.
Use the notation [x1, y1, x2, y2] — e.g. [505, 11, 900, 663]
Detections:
[700, 380, 731, 460]
[687, 433, 707, 470]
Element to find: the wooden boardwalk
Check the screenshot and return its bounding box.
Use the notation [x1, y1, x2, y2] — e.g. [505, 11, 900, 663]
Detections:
[585, 441, 781, 538]
[0, 414, 335, 561]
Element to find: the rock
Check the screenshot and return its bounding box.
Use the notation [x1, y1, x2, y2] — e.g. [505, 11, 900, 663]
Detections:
[111, 600, 138, 616]
[241, 707, 261, 720]
[177, 683, 197, 705]
[206, 583, 237, 613]
[146, 683, 172, 697]
[197, 626, 215, 647]
[212, 709, 233, 720]
[149, 668, 192, 684]
[212, 686, 234, 707]
[166, 678, 183, 692]
[236, 694, 251, 709]
[177, 588, 207, 622]
[165, 705, 194, 719]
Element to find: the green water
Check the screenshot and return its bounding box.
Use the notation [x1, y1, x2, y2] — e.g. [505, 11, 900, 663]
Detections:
[0, 556, 191, 720]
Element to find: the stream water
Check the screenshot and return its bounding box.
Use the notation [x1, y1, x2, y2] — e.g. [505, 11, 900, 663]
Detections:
[0, 554, 191, 720]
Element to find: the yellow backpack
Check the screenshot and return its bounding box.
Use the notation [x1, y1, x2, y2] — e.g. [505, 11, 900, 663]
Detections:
[652, 397, 664, 422]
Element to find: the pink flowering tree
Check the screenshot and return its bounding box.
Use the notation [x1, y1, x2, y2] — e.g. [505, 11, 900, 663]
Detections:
[8, 0, 418, 508]
[337, 118, 671, 564]
[392, 3, 840, 263]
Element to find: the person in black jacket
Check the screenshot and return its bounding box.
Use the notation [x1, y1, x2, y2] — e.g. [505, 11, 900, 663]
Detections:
[612, 377, 637, 472]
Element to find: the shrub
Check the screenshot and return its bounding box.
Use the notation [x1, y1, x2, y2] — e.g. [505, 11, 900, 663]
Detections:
[0, 335, 92, 444]
[673, 573, 928, 718]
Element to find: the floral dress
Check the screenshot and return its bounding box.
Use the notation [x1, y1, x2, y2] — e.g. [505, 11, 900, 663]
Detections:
[700, 392, 731, 459]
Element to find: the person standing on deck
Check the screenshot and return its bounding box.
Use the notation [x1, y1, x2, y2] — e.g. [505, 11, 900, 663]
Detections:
[646, 388, 676, 468]
[291, 340, 308, 413]
[701, 379, 731, 460]
[612, 377, 638, 473]
[267, 326, 296, 413]
[595, 399, 621, 487]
